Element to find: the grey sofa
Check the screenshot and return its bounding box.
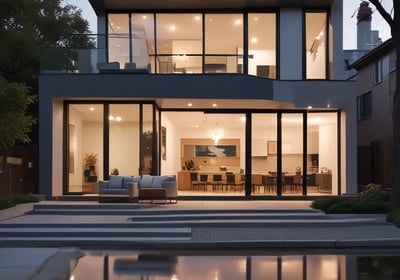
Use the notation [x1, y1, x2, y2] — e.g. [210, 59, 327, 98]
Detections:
[99, 175, 177, 203]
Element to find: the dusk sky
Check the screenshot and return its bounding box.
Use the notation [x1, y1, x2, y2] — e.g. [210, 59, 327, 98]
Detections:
[64, 0, 393, 50]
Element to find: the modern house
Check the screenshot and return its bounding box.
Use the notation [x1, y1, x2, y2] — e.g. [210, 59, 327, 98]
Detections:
[38, 0, 357, 199]
[351, 38, 395, 188]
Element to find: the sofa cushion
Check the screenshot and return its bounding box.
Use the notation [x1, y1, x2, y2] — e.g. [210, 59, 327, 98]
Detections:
[139, 175, 154, 188]
[109, 175, 123, 188]
[151, 176, 168, 188]
[121, 176, 134, 189]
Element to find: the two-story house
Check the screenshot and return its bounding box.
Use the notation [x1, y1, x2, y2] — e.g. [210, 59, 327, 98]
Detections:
[38, 0, 357, 199]
[351, 38, 395, 188]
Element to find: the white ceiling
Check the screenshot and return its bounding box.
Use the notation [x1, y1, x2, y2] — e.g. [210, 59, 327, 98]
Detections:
[70, 103, 336, 130]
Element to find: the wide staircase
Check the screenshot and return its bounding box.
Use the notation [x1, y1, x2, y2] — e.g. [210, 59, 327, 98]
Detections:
[0, 203, 388, 248]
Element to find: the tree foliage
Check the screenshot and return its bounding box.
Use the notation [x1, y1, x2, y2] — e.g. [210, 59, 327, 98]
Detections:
[0, 0, 91, 88]
[0, 0, 91, 151]
[0, 76, 36, 153]
[367, 0, 400, 206]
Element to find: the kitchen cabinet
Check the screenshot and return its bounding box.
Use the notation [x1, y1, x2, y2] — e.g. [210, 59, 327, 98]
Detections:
[252, 139, 267, 156]
[316, 173, 332, 193]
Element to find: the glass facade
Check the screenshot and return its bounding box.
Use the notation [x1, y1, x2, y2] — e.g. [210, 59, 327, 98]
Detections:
[205, 14, 243, 73]
[156, 14, 202, 73]
[248, 13, 276, 78]
[305, 11, 328, 79]
[109, 104, 140, 176]
[67, 104, 104, 193]
[106, 10, 333, 79]
[107, 12, 276, 76]
[66, 105, 339, 196]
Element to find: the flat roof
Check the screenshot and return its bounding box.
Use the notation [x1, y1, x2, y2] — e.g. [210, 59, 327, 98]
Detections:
[89, 0, 334, 14]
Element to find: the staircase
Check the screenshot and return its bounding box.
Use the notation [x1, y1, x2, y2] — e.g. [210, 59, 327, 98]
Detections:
[0, 203, 389, 248]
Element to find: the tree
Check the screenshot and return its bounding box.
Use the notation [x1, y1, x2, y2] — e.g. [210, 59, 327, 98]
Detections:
[0, 0, 92, 89]
[0, 76, 36, 154]
[367, 0, 400, 205]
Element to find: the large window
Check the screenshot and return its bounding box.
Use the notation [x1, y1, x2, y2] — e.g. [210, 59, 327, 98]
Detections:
[305, 11, 328, 79]
[248, 13, 276, 78]
[109, 104, 140, 175]
[156, 14, 202, 73]
[67, 104, 104, 193]
[205, 14, 243, 73]
[251, 114, 277, 195]
[108, 14, 130, 66]
[108, 12, 275, 74]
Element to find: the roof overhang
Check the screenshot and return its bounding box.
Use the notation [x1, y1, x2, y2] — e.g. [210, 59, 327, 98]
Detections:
[350, 38, 394, 70]
[89, 0, 334, 14]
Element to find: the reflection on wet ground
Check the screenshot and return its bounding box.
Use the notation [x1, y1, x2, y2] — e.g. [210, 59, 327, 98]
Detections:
[69, 249, 400, 280]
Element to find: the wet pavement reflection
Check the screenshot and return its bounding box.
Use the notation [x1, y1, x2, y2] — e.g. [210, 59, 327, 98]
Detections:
[70, 249, 400, 280]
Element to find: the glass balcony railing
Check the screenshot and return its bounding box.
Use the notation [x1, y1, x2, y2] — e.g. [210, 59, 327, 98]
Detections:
[40, 34, 244, 75]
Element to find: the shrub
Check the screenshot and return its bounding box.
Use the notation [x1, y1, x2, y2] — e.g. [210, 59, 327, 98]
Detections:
[358, 183, 392, 202]
[0, 195, 39, 210]
[311, 182, 394, 214]
[310, 197, 350, 212]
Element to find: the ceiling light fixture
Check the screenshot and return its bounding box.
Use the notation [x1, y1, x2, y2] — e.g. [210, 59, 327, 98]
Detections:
[208, 116, 224, 145]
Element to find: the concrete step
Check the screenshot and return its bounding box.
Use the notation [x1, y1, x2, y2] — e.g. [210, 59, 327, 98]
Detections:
[31, 204, 322, 216]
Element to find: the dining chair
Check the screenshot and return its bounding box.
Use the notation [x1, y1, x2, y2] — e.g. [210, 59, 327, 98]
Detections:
[212, 174, 223, 192]
[283, 175, 294, 194]
[198, 174, 209, 192]
[294, 172, 302, 193]
[251, 174, 263, 194]
[189, 172, 199, 191]
[225, 173, 236, 192]
[262, 175, 275, 193]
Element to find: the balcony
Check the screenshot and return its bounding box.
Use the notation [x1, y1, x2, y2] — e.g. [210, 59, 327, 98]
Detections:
[40, 34, 246, 75]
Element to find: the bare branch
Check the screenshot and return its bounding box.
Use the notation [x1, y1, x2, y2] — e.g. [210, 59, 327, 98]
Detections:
[368, 0, 394, 28]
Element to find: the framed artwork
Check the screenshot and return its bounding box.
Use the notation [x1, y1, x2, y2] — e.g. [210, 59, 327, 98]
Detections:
[267, 141, 277, 155]
[69, 124, 75, 173]
[161, 126, 166, 160]
[195, 145, 236, 157]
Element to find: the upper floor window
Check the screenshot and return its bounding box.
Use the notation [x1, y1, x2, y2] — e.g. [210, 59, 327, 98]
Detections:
[156, 14, 202, 73]
[305, 11, 328, 79]
[205, 14, 243, 73]
[107, 12, 276, 76]
[375, 59, 383, 84]
[248, 13, 276, 79]
[357, 91, 372, 120]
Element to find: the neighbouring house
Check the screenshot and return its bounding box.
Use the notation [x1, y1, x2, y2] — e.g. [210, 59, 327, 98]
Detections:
[38, 0, 357, 199]
[351, 38, 395, 188]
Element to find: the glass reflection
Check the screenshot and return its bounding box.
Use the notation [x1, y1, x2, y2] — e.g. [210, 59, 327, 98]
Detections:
[69, 251, 400, 280]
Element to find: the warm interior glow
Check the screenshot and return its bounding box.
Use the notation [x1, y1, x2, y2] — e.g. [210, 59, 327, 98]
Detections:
[208, 127, 224, 144]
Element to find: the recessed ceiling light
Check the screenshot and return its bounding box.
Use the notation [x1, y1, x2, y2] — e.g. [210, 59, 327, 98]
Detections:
[109, 115, 114, 121]
[170, 25, 176, 31]
[194, 15, 201, 21]
[235, 19, 242, 25]
[188, 103, 193, 107]
[116, 116, 122, 122]
[142, 15, 147, 19]
[90, 107, 95, 111]
[212, 103, 218, 108]
[251, 37, 258, 43]
[240, 117, 246, 122]
[307, 106, 313, 109]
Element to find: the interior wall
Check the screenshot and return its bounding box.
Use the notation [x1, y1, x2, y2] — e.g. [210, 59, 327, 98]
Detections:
[82, 122, 103, 180]
[161, 113, 180, 175]
[68, 107, 83, 187]
[319, 123, 338, 194]
[109, 122, 139, 176]
[52, 100, 64, 196]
